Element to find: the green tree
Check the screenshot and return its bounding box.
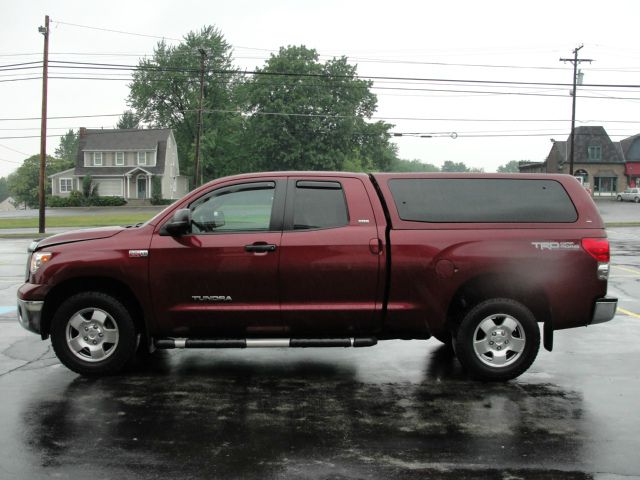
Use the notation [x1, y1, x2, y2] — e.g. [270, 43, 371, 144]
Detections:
[0, 177, 8, 202]
[389, 158, 440, 172]
[6, 154, 67, 208]
[240, 45, 394, 172]
[54, 129, 79, 168]
[497, 160, 522, 173]
[439, 161, 485, 173]
[128, 26, 243, 186]
[441, 160, 470, 172]
[116, 110, 140, 129]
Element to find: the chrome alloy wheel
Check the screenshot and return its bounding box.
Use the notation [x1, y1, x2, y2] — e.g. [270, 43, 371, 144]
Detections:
[65, 308, 120, 362]
[472, 314, 526, 368]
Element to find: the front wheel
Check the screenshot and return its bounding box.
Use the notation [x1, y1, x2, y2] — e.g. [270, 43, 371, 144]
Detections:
[454, 298, 540, 381]
[50, 292, 138, 375]
[635, 197, 640, 203]
[617, 195, 623, 202]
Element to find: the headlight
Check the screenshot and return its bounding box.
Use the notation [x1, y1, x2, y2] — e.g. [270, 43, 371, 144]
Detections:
[30, 252, 52, 274]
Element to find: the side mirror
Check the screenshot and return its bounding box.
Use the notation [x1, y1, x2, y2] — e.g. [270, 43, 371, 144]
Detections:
[160, 208, 191, 236]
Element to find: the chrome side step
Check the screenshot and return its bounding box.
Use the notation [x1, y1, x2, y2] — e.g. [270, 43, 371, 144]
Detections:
[155, 337, 377, 349]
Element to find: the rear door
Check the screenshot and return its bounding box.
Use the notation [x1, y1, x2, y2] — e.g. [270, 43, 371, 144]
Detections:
[149, 179, 285, 337]
[279, 176, 382, 336]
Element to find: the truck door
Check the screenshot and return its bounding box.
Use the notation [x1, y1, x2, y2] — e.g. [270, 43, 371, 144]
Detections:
[149, 179, 285, 337]
[279, 176, 382, 336]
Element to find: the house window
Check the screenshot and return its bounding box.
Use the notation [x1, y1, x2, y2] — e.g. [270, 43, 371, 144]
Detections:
[588, 146, 602, 161]
[115, 152, 125, 166]
[60, 178, 73, 193]
[92, 152, 103, 166]
[137, 151, 148, 166]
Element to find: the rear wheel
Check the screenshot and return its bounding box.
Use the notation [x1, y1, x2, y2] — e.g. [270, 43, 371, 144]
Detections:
[617, 195, 623, 202]
[454, 298, 540, 381]
[635, 197, 640, 203]
[51, 292, 137, 375]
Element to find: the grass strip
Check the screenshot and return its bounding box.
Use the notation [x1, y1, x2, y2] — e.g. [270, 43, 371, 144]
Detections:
[0, 213, 154, 229]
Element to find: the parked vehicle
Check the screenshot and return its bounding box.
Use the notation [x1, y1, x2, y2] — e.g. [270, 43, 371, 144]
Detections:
[17, 172, 617, 381]
[616, 187, 640, 202]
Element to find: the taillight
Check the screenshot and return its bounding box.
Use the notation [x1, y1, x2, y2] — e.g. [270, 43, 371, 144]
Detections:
[581, 238, 610, 262]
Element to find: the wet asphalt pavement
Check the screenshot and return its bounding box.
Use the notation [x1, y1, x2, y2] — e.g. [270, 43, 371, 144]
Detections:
[0, 226, 639, 479]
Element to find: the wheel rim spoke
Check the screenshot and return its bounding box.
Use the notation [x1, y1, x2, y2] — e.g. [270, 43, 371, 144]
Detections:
[68, 335, 85, 354]
[508, 337, 526, 353]
[91, 309, 107, 325]
[478, 318, 496, 335]
[502, 317, 519, 333]
[68, 314, 86, 332]
[474, 339, 492, 355]
[88, 344, 106, 360]
[102, 329, 118, 344]
[491, 352, 508, 366]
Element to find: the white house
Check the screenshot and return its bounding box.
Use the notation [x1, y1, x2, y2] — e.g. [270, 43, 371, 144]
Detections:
[49, 128, 188, 201]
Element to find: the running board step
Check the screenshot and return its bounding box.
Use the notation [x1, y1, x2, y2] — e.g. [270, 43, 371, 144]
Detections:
[155, 337, 377, 349]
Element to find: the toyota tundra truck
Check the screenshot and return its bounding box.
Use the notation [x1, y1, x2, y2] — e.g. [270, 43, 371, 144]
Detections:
[17, 172, 617, 381]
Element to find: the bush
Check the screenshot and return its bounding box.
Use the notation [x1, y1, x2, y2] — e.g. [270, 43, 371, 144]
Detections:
[91, 196, 127, 206]
[47, 194, 126, 207]
[150, 198, 173, 206]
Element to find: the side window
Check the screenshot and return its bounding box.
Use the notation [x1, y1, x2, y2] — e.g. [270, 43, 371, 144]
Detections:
[293, 181, 349, 230]
[190, 182, 275, 233]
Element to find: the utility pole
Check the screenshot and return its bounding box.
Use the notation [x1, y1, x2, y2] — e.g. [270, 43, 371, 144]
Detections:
[193, 48, 206, 188]
[38, 15, 49, 234]
[560, 45, 592, 176]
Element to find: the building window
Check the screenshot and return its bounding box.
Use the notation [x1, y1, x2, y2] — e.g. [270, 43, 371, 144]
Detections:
[92, 152, 103, 166]
[137, 151, 148, 166]
[60, 178, 73, 193]
[588, 146, 602, 161]
[115, 152, 125, 166]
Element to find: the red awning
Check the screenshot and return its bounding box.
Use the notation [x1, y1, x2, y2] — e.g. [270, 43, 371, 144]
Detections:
[626, 163, 640, 176]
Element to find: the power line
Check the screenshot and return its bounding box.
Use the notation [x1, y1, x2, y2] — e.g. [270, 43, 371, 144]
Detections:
[51, 20, 182, 42]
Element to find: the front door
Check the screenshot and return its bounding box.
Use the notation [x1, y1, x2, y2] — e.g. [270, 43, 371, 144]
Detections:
[149, 179, 285, 337]
[137, 177, 147, 199]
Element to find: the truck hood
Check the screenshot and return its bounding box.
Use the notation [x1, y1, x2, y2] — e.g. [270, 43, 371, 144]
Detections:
[34, 226, 125, 249]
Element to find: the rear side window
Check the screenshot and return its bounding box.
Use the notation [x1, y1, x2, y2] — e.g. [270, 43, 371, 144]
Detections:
[293, 181, 349, 230]
[388, 178, 578, 223]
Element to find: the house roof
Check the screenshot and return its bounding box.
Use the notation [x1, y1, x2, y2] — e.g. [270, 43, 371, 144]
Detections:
[74, 128, 171, 176]
[80, 128, 171, 150]
[556, 126, 623, 166]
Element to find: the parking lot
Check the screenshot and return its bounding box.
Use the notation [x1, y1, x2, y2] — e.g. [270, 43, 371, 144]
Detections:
[0, 216, 638, 478]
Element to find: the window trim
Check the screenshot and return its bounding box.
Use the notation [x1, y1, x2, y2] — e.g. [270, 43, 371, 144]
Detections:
[115, 151, 125, 166]
[59, 177, 73, 193]
[137, 151, 147, 166]
[92, 152, 103, 166]
[588, 145, 602, 161]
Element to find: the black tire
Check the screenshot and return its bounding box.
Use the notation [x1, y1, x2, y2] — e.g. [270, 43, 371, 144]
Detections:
[50, 292, 137, 375]
[635, 197, 640, 203]
[453, 298, 540, 381]
[617, 195, 623, 202]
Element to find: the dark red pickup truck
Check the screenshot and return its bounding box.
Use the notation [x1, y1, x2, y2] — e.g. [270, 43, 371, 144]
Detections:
[17, 172, 617, 380]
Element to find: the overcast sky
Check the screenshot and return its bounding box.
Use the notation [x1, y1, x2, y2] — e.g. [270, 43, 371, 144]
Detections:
[1, 0, 640, 178]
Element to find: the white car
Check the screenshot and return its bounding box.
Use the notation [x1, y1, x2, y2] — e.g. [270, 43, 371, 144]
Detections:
[617, 187, 640, 203]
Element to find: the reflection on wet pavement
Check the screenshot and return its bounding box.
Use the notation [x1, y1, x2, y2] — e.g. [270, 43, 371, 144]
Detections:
[13, 346, 600, 479]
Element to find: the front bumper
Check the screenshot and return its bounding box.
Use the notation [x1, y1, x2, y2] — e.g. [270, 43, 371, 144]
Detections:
[591, 297, 618, 325]
[17, 298, 44, 334]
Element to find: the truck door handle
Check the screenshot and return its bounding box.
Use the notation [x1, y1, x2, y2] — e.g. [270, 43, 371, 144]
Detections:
[245, 243, 277, 253]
